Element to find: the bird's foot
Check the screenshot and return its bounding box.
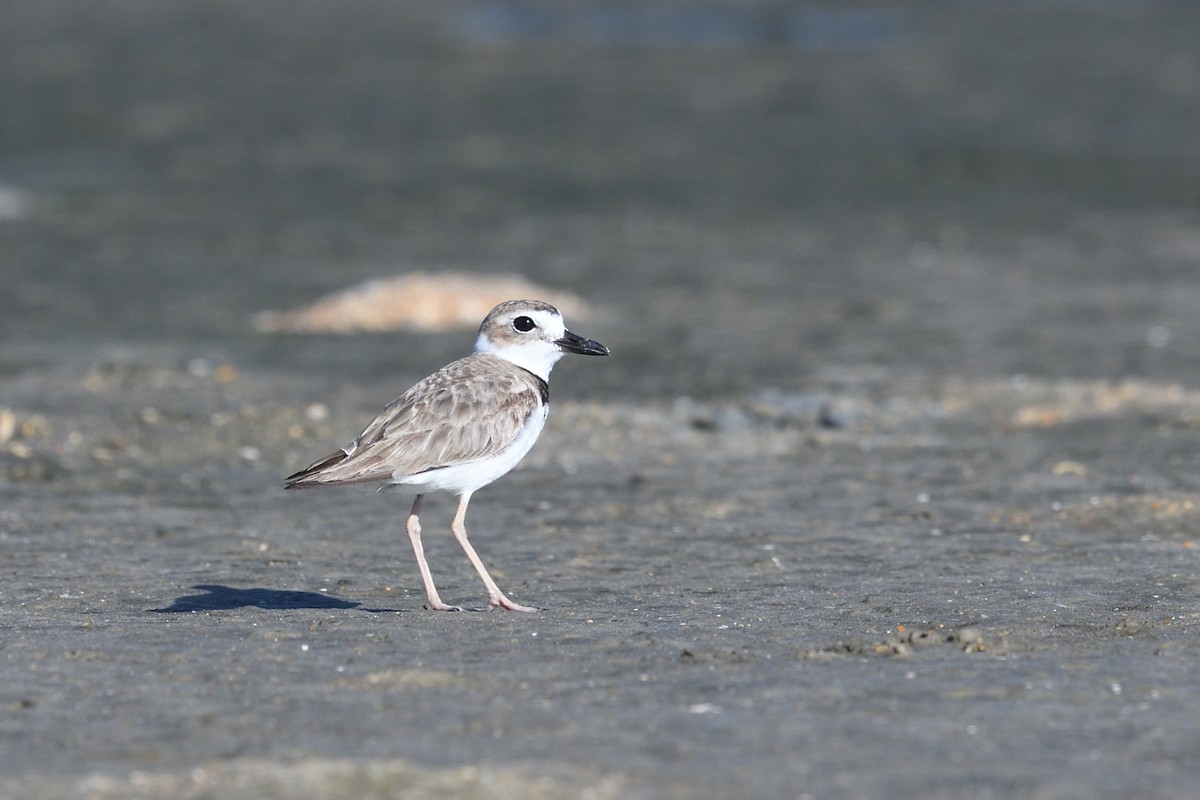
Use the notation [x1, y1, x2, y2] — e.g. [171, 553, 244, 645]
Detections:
[426, 601, 464, 612]
[488, 595, 539, 613]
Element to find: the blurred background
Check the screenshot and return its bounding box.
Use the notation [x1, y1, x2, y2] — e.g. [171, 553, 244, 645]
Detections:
[3, 0, 1199, 400]
[4, 4, 1200, 797]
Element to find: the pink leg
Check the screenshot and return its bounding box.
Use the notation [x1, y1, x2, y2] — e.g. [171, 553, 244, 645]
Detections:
[405, 495, 461, 611]
[451, 493, 537, 612]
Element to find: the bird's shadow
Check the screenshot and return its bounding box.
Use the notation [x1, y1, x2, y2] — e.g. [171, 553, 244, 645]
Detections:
[151, 584, 393, 613]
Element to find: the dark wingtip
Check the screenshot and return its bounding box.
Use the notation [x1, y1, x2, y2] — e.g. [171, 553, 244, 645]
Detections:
[283, 450, 348, 488]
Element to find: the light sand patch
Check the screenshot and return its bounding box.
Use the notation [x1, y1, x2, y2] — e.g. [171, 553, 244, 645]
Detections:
[253, 272, 588, 333]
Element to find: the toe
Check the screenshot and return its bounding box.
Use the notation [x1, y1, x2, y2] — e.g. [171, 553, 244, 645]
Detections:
[489, 596, 539, 613]
[427, 602, 464, 612]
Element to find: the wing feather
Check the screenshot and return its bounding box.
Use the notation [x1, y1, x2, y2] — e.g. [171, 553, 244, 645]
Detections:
[285, 354, 544, 488]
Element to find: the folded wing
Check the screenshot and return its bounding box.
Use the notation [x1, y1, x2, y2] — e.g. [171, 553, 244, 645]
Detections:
[285, 354, 544, 488]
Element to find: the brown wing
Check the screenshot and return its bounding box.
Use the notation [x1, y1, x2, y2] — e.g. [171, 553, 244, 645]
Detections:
[284, 354, 544, 488]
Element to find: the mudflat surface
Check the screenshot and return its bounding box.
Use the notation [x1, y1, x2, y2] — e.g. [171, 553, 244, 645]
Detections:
[2, 2, 1200, 798]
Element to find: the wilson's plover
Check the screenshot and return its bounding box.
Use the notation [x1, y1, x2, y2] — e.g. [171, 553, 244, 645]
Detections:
[285, 299, 610, 612]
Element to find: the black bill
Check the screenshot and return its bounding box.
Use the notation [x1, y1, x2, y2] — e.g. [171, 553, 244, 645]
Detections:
[556, 329, 610, 356]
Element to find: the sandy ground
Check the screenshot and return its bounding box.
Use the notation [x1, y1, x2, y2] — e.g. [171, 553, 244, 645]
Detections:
[2, 1, 1200, 798]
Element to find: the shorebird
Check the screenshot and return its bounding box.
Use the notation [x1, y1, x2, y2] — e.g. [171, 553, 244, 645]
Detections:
[285, 299, 609, 612]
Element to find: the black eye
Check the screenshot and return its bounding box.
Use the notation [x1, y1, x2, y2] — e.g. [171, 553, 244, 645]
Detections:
[512, 316, 536, 332]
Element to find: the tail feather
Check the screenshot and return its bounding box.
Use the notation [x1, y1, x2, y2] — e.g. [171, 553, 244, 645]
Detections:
[284, 450, 349, 488]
